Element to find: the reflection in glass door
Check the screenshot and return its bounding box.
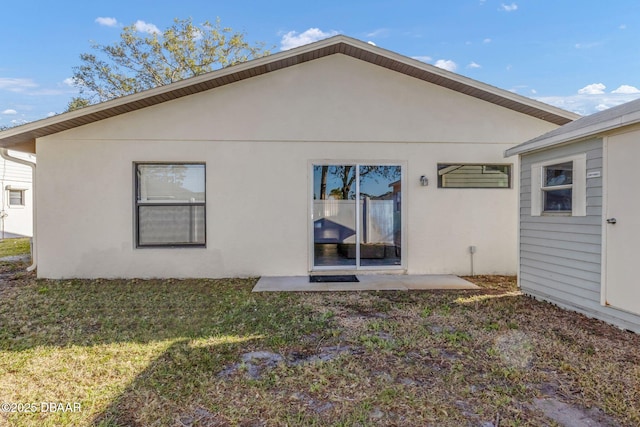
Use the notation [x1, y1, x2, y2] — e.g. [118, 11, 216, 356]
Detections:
[312, 165, 357, 267]
[358, 165, 402, 267]
[312, 164, 402, 269]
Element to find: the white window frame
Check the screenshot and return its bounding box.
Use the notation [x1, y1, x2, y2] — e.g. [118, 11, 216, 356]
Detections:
[531, 154, 586, 217]
[134, 162, 206, 248]
[308, 160, 407, 272]
[6, 187, 26, 207]
[437, 163, 512, 189]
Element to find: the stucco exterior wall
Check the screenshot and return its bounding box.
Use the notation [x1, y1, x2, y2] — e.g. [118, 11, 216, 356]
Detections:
[35, 54, 559, 278]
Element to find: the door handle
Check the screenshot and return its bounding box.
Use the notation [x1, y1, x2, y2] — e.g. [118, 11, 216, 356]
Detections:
[606, 218, 617, 224]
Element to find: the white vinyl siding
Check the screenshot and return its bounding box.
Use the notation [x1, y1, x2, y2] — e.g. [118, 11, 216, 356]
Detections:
[0, 154, 33, 236]
[1, 157, 32, 184]
[437, 164, 511, 188]
[519, 138, 640, 333]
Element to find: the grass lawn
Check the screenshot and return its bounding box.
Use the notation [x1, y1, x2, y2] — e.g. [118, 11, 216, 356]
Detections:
[0, 261, 638, 426]
[0, 237, 30, 258]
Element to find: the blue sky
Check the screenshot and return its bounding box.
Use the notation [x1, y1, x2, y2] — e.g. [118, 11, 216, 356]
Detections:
[2, 0, 640, 126]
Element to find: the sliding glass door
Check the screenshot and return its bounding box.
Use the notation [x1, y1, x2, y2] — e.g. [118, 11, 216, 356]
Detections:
[312, 164, 402, 269]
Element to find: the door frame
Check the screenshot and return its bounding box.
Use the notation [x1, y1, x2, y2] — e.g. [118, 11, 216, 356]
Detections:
[601, 133, 640, 315]
[308, 160, 407, 272]
[601, 136, 609, 307]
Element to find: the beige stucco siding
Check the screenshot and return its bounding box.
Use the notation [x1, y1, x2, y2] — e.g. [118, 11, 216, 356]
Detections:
[54, 55, 555, 144]
[36, 54, 559, 278]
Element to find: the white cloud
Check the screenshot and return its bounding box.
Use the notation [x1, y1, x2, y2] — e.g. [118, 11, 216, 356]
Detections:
[46, 112, 56, 117]
[367, 41, 376, 46]
[500, 3, 518, 12]
[578, 83, 606, 95]
[483, 38, 492, 44]
[366, 28, 390, 38]
[612, 85, 640, 94]
[575, 41, 604, 49]
[1, 109, 17, 115]
[0, 77, 38, 92]
[619, 24, 627, 30]
[95, 17, 118, 27]
[191, 28, 204, 41]
[434, 59, 457, 72]
[537, 87, 640, 116]
[509, 85, 529, 94]
[134, 20, 161, 35]
[412, 55, 432, 63]
[62, 77, 77, 87]
[467, 62, 481, 69]
[280, 28, 339, 51]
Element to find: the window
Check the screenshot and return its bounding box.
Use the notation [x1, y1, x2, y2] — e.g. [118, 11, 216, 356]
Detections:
[542, 161, 572, 212]
[438, 164, 511, 188]
[135, 163, 206, 247]
[531, 154, 586, 217]
[8, 189, 25, 206]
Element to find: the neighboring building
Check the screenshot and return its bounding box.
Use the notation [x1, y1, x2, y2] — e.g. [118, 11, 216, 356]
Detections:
[0, 151, 34, 238]
[0, 36, 576, 279]
[506, 98, 640, 333]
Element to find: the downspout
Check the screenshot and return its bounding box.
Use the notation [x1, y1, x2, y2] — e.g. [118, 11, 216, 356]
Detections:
[0, 149, 36, 272]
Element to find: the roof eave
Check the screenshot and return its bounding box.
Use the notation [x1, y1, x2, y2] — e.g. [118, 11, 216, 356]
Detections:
[505, 109, 640, 157]
[0, 35, 579, 150]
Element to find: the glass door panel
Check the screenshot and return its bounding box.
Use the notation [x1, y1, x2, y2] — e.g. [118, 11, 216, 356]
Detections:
[313, 165, 357, 267]
[312, 164, 402, 269]
[359, 165, 402, 267]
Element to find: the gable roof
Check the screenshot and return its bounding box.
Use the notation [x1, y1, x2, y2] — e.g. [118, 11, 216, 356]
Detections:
[0, 35, 579, 152]
[506, 97, 640, 156]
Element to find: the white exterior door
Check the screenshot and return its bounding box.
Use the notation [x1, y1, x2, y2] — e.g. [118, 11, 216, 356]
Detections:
[605, 133, 640, 315]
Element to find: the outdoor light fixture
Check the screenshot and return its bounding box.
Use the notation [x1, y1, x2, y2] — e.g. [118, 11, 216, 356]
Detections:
[420, 175, 429, 186]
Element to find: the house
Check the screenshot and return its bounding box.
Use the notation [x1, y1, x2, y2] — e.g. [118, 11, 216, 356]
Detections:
[0, 36, 577, 279]
[0, 151, 34, 238]
[505, 97, 640, 333]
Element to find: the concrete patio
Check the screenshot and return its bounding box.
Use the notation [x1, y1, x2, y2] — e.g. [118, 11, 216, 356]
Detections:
[253, 274, 479, 292]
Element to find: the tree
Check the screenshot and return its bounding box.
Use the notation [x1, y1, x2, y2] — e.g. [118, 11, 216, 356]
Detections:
[319, 166, 329, 200]
[66, 97, 91, 112]
[68, 17, 270, 109]
[321, 166, 401, 200]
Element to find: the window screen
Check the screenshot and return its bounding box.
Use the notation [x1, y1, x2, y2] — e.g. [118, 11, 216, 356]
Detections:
[438, 164, 511, 188]
[135, 163, 206, 247]
[8, 189, 24, 206]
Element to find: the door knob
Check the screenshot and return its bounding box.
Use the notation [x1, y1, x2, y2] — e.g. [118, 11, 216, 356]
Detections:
[606, 218, 617, 224]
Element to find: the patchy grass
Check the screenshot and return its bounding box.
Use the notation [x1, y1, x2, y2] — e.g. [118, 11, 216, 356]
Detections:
[0, 237, 30, 258]
[0, 272, 638, 426]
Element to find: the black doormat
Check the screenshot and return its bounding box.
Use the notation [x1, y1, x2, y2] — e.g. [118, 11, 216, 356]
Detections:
[309, 275, 359, 283]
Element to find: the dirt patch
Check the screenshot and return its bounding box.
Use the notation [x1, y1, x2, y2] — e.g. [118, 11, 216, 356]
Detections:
[218, 346, 361, 380]
[533, 397, 620, 427]
[2, 272, 639, 426]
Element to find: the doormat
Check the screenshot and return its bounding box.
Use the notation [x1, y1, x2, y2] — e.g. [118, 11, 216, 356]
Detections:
[309, 275, 359, 283]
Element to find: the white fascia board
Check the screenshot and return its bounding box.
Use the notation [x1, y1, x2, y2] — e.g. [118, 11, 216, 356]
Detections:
[506, 109, 640, 157]
[0, 38, 346, 143]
